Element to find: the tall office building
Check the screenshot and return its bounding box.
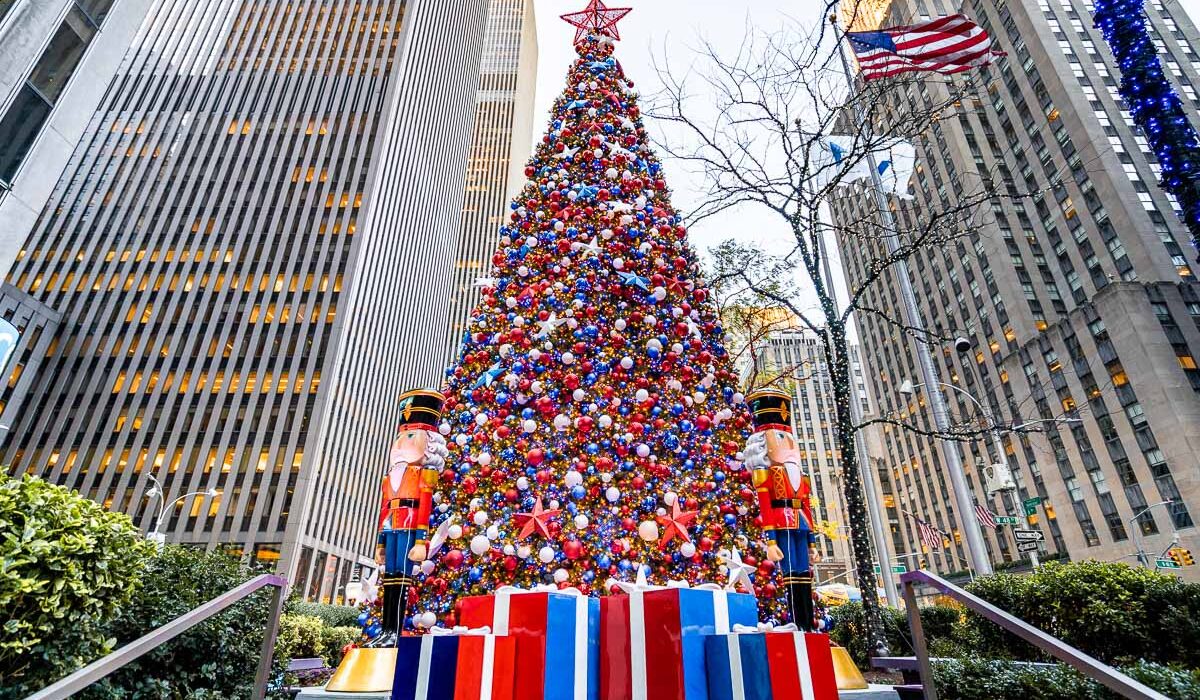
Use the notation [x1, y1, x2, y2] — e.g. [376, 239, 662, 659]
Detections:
[441, 0, 537, 366]
[0, 0, 155, 273]
[2, 0, 491, 602]
[741, 326, 895, 584]
[833, 0, 1200, 578]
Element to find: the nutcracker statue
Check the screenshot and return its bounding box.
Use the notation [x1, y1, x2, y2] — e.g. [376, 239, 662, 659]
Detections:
[743, 387, 819, 631]
[327, 389, 447, 693]
[373, 389, 447, 645]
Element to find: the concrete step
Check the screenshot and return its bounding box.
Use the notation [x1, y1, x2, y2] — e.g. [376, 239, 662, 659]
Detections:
[839, 684, 903, 700]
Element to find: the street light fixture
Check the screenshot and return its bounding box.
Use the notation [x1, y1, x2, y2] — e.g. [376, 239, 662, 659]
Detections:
[1127, 500, 1178, 568]
[143, 474, 220, 546]
[898, 379, 1040, 569]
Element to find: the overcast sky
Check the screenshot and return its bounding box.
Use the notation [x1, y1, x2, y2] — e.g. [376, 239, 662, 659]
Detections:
[528, 0, 1200, 312]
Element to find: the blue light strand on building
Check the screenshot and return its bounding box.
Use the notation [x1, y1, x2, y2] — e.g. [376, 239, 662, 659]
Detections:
[1094, 0, 1200, 261]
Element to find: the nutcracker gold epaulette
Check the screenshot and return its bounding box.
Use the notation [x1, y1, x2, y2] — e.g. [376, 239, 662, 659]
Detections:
[746, 387, 794, 432]
[397, 389, 444, 430]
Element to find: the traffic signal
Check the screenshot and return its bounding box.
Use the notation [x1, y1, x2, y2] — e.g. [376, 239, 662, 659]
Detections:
[1169, 548, 1184, 567]
[1174, 547, 1195, 567]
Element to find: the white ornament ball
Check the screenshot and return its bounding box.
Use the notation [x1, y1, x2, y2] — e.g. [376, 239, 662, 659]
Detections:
[680, 542, 697, 558]
[565, 470, 584, 487]
[653, 286, 667, 301]
[503, 544, 516, 556]
[572, 388, 586, 402]
[647, 338, 663, 352]
[636, 443, 651, 457]
[455, 434, 469, 447]
[554, 568, 570, 583]
[605, 486, 621, 502]
[538, 546, 555, 563]
[561, 352, 575, 365]
[664, 491, 678, 506]
[598, 415, 613, 428]
[448, 524, 464, 540]
[523, 419, 537, 433]
[554, 414, 571, 431]
[574, 514, 590, 529]
[420, 560, 436, 576]
[613, 257, 625, 270]
[473, 511, 488, 526]
[417, 611, 438, 628]
[516, 476, 530, 491]
[637, 521, 660, 542]
[635, 388, 650, 402]
[518, 544, 532, 559]
[439, 422, 452, 435]
[470, 534, 490, 556]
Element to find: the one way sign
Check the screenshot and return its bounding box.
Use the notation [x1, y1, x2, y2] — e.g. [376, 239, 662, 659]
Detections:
[1013, 529, 1045, 542]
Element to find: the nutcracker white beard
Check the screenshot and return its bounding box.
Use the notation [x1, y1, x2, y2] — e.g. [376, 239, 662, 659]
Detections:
[743, 431, 803, 490]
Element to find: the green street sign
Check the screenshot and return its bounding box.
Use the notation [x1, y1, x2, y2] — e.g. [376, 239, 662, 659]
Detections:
[994, 516, 1019, 525]
[873, 565, 880, 574]
[1023, 497, 1042, 516]
[891, 565, 908, 574]
[1156, 558, 1182, 569]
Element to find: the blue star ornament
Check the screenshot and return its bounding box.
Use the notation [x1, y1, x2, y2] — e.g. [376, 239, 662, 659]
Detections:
[474, 363, 504, 389]
[618, 271, 650, 291]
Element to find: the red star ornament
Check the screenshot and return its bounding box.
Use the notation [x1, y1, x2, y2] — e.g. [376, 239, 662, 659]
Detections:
[514, 495, 561, 540]
[560, 0, 633, 45]
[658, 500, 698, 550]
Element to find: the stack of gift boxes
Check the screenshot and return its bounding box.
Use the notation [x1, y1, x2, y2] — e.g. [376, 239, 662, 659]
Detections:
[390, 582, 837, 700]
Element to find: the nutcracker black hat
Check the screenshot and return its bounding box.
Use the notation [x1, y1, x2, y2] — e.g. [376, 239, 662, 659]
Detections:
[397, 389, 444, 430]
[746, 388, 794, 433]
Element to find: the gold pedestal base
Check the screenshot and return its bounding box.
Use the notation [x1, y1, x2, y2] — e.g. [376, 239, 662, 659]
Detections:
[325, 647, 397, 693]
[831, 645, 869, 690]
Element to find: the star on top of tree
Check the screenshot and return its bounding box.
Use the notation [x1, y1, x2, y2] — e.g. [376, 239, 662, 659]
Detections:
[560, 0, 633, 45]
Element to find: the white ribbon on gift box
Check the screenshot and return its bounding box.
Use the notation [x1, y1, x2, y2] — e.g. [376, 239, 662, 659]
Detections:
[603, 572, 739, 700]
[418, 625, 498, 700]
[491, 583, 592, 700]
[730, 622, 799, 634]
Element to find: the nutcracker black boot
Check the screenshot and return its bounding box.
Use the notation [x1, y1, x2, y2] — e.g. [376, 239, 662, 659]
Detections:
[786, 576, 815, 632]
[368, 579, 402, 647]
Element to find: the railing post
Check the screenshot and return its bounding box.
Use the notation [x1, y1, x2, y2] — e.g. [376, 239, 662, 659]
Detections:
[251, 581, 287, 700]
[903, 578, 938, 700]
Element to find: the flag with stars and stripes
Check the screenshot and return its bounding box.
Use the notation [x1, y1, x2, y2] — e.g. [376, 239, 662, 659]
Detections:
[847, 14, 1005, 81]
[914, 516, 946, 551]
[975, 503, 998, 530]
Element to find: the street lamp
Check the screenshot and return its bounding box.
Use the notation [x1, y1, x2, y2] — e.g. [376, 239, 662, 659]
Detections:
[144, 474, 219, 546]
[1128, 500, 1177, 568]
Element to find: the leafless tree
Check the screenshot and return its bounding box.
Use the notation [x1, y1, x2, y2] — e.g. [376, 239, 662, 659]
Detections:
[646, 3, 1067, 654]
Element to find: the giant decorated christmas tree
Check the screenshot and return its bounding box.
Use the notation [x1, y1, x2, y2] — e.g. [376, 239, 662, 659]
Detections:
[414, 2, 783, 627]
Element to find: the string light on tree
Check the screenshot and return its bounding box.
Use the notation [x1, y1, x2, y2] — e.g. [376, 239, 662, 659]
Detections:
[1093, 0, 1200, 260]
[413, 3, 786, 628]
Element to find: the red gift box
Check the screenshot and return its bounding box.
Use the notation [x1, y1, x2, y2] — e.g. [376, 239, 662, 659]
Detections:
[762, 631, 838, 700]
[453, 633, 516, 700]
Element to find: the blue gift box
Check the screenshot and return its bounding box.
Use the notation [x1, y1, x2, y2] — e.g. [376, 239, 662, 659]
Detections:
[392, 635, 461, 700]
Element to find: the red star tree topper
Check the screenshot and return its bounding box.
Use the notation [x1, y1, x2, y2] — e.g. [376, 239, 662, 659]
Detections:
[412, 7, 785, 629]
[560, 0, 633, 44]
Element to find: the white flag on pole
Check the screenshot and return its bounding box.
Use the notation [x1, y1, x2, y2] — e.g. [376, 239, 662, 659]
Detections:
[809, 136, 915, 199]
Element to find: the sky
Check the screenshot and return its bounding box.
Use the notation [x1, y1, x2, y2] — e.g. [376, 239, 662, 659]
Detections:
[528, 0, 1200, 317]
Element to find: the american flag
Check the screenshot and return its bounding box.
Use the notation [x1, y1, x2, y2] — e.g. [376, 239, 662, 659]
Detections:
[975, 503, 998, 530]
[914, 516, 945, 551]
[847, 14, 1005, 81]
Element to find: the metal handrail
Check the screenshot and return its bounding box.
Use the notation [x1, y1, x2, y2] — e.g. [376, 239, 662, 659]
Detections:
[899, 570, 1169, 700]
[25, 573, 288, 700]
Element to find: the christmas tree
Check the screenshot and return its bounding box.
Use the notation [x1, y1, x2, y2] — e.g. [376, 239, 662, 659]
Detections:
[415, 2, 783, 627]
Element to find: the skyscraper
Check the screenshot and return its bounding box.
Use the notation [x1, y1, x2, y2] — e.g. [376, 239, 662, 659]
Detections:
[0, 0, 156, 271]
[441, 0, 538, 366]
[2, 0, 491, 602]
[833, 0, 1200, 578]
[741, 326, 895, 584]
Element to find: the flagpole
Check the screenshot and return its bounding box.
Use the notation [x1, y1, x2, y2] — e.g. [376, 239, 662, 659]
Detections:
[830, 17, 994, 577]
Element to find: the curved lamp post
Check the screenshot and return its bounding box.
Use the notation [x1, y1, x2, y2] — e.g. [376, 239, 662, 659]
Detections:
[144, 474, 219, 546]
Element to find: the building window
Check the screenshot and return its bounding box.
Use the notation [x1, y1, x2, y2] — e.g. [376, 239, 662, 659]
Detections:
[0, 3, 109, 185]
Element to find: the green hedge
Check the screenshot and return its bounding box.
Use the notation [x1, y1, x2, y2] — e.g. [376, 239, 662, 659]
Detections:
[828, 602, 962, 668]
[78, 545, 297, 699]
[959, 561, 1200, 667]
[292, 602, 362, 629]
[0, 475, 154, 699]
[932, 658, 1200, 700]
